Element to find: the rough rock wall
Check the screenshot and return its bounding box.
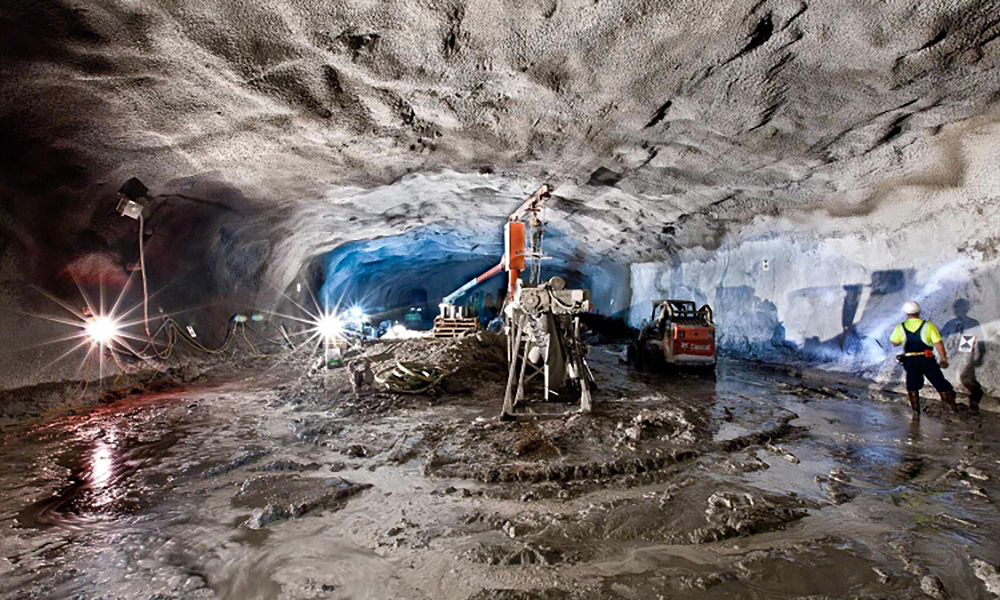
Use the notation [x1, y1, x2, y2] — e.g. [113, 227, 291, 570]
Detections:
[294, 176, 633, 324]
[630, 113, 1000, 395]
[5, 0, 1000, 258]
[4, 0, 1000, 389]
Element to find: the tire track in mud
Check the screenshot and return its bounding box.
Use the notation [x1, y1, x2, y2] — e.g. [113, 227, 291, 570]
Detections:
[7, 341, 1000, 600]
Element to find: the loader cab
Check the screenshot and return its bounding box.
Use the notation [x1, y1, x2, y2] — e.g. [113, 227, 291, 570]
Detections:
[630, 299, 717, 370]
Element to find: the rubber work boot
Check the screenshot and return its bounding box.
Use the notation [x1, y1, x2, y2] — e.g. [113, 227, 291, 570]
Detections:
[907, 391, 921, 413]
[940, 390, 958, 411]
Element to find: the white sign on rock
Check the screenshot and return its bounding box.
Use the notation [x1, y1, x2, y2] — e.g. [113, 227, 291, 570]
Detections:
[959, 335, 976, 353]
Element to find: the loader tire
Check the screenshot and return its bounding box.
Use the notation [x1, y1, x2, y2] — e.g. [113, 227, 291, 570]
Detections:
[626, 342, 641, 369]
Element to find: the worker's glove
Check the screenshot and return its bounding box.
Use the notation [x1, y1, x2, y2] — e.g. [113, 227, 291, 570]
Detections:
[939, 358, 949, 369]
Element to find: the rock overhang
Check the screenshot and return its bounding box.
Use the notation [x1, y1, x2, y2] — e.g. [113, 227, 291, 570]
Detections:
[3, 0, 1000, 388]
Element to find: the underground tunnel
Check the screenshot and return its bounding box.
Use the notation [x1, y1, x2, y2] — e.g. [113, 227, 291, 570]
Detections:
[309, 220, 629, 331]
[2, 0, 1000, 598]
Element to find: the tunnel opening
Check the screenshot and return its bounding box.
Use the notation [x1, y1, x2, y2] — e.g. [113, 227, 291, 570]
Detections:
[306, 224, 630, 334]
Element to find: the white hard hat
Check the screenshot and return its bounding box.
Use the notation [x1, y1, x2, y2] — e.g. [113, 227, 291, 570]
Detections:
[903, 301, 921, 315]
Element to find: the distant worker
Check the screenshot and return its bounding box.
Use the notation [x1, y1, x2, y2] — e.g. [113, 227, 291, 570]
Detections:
[890, 301, 956, 413]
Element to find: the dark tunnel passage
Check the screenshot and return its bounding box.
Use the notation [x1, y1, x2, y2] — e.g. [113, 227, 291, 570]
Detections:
[307, 224, 632, 332]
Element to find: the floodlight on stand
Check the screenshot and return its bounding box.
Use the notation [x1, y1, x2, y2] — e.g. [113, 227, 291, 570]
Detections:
[316, 314, 343, 341]
[116, 198, 144, 220]
[85, 315, 121, 346]
[116, 177, 149, 220]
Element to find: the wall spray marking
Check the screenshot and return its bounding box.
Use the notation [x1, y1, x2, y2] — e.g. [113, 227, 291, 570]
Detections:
[864, 256, 977, 363]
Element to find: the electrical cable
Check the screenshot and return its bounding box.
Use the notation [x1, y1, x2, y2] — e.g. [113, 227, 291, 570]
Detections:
[133, 216, 199, 360]
[121, 213, 273, 365]
[241, 323, 258, 354]
[168, 320, 237, 354]
[129, 316, 237, 359]
[245, 322, 292, 348]
[550, 293, 578, 312]
[138, 214, 151, 339]
[109, 348, 126, 372]
[129, 318, 173, 361]
[374, 361, 451, 394]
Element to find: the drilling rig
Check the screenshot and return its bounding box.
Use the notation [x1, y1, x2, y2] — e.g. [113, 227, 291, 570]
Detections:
[501, 275, 595, 419]
[435, 185, 596, 419]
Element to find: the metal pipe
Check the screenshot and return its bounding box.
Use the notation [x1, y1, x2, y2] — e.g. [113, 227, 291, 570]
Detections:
[442, 261, 505, 305]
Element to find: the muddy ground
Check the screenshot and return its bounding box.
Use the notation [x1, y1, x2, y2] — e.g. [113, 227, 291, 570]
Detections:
[1, 335, 999, 599]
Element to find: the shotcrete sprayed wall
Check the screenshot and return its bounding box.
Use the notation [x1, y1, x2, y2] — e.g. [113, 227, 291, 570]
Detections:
[630, 111, 1000, 398]
[630, 209, 1000, 395]
[6, 0, 1000, 399]
[318, 224, 502, 325]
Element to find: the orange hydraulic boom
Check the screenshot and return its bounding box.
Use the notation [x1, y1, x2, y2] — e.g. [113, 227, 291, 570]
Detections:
[441, 184, 550, 305]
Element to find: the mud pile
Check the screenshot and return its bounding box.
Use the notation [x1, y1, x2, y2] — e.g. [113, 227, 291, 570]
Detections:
[4, 342, 1000, 599]
[372, 332, 509, 392]
[0, 348, 271, 425]
[273, 333, 508, 417]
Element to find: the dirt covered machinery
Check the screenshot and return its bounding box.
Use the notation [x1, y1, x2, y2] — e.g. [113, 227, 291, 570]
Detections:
[628, 299, 716, 370]
[502, 276, 596, 420]
[433, 184, 597, 418]
[434, 185, 550, 337]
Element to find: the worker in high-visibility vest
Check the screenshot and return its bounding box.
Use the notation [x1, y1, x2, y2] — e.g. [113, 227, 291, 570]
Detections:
[890, 301, 956, 413]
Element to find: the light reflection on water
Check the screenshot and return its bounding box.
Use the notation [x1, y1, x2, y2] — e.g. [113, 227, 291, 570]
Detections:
[89, 442, 114, 492]
[4, 367, 996, 600]
[16, 422, 179, 529]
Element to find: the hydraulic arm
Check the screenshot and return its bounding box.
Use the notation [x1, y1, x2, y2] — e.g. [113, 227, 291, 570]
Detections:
[441, 184, 550, 307]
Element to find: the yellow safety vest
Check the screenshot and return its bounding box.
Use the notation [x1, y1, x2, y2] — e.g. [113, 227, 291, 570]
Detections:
[890, 318, 941, 347]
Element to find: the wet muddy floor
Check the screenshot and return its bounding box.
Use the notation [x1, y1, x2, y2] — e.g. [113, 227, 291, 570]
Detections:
[2, 339, 1000, 599]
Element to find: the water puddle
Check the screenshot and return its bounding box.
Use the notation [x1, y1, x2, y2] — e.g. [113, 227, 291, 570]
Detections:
[2, 359, 998, 600]
[714, 421, 752, 443]
[17, 430, 181, 530]
[10, 397, 188, 531]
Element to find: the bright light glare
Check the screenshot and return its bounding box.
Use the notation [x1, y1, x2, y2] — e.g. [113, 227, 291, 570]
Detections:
[91, 442, 114, 489]
[382, 323, 425, 340]
[85, 316, 120, 345]
[315, 314, 343, 341]
[347, 306, 365, 321]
